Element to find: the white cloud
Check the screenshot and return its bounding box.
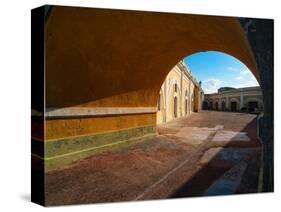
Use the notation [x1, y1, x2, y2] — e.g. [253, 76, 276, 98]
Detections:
[250, 75, 257, 81]
[232, 68, 259, 87]
[228, 67, 259, 87]
[235, 76, 244, 81]
[240, 68, 251, 75]
[228, 67, 252, 75]
[227, 66, 236, 71]
[202, 67, 259, 94]
[202, 78, 221, 94]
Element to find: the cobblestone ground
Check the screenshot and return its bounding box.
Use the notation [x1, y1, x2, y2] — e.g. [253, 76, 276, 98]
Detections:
[45, 111, 261, 206]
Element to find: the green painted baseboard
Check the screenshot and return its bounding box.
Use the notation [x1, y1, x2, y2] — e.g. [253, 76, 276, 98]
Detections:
[32, 125, 156, 172]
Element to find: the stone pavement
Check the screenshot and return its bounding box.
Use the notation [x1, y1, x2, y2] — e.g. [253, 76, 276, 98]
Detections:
[45, 111, 261, 206]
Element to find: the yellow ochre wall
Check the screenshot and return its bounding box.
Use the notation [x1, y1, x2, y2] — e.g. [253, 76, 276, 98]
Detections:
[156, 62, 201, 125]
[46, 113, 155, 141]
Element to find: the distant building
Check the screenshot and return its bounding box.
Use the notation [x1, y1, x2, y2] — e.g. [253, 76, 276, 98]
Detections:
[157, 61, 203, 124]
[203, 86, 263, 113]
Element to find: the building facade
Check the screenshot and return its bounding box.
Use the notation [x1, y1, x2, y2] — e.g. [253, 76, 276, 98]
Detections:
[157, 61, 203, 124]
[203, 86, 263, 113]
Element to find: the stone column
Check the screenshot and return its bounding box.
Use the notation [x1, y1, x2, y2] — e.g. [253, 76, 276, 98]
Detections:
[240, 18, 273, 192]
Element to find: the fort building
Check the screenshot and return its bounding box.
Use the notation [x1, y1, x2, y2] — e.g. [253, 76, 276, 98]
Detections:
[157, 61, 203, 124]
[203, 86, 263, 113]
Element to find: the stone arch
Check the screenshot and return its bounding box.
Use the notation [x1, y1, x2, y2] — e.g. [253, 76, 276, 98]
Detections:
[160, 76, 181, 122]
[244, 97, 264, 112]
[167, 78, 181, 99]
[229, 98, 240, 111]
[215, 102, 219, 110]
[191, 93, 194, 112]
[244, 97, 263, 107]
[185, 98, 188, 115]
[203, 101, 208, 110]
[184, 88, 189, 115]
[221, 101, 226, 111]
[46, 6, 259, 112]
[209, 101, 213, 110]
[30, 5, 274, 193]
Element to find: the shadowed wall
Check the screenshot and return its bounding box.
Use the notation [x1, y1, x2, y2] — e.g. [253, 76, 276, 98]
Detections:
[45, 6, 258, 109]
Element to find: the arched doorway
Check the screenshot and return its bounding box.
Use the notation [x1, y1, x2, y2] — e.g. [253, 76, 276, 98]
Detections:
[185, 99, 188, 115]
[222, 101, 226, 111]
[215, 102, 219, 110]
[191, 94, 194, 112]
[203, 101, 208, 110]
[209, 102, 213, 110]
[174, 96, 178, 118]
[244, 97, 264, 113]
[231, 101, 238, 111]
[248, 101, 258, 113]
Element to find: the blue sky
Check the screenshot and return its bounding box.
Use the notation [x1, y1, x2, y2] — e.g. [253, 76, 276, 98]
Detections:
[183, 51, 259, 94]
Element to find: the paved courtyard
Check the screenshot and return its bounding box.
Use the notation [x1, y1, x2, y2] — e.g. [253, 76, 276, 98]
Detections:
[45, 111, 261, 206]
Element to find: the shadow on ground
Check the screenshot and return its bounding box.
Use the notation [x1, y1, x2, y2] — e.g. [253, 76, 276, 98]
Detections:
[169, 117, 261, 198]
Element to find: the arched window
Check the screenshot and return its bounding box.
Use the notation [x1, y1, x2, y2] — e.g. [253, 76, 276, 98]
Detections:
[174, 84, 177, 92]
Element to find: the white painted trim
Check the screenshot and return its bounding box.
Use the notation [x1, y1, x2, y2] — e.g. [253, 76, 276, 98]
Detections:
[44, 107, 157, 118]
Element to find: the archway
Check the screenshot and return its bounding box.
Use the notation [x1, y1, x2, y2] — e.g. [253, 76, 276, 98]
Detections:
[244, 97, 264, 113]
[45, 7, 259, 112]
[185, 99, 188, 115]
[203, 101, 208, 110]
[222, 101, 226, 111]
[231, 101, 238, 111]
[215, 102, 219, 110]
[184, 89, 189, 115]
[248, 101, 258, 113]
[44, 7, 260, 144]
[173, 96, 178, 118]
[34, 6, 273, 192]
[209, 102, 213, 110]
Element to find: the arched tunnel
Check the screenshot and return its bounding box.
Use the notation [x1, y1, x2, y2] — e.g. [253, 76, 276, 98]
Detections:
[31, 6, 273, 199]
